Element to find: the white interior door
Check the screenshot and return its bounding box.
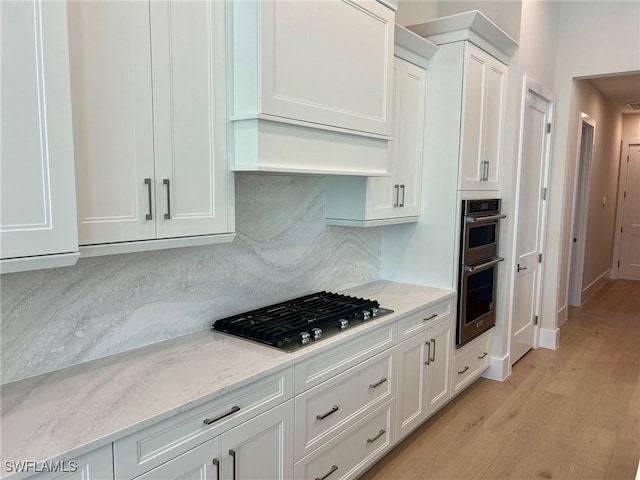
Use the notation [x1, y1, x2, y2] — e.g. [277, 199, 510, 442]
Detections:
[616, 144, 640, 280]
[511, 87, 552, 365]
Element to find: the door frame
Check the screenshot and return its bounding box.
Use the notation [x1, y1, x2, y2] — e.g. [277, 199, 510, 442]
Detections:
[507, 76, 554, 363]
[611, 139, 640, 278]
[567, 114, 596, 306]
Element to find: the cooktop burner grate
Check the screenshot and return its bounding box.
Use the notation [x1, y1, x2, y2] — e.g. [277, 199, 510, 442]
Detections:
[212, 291, 391, 351]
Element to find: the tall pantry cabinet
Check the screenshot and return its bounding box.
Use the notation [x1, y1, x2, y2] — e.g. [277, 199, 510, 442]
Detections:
[68, 1, 233, 255]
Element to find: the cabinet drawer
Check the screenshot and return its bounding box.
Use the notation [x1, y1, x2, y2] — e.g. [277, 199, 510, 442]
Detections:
[398, 297, 454, 340]
[114, 367, 293, 479]
[451, 331, 492, 395]
[295, 349, 395, 461]
[295, 323, 396, 394]
[294, 399, 395, 480]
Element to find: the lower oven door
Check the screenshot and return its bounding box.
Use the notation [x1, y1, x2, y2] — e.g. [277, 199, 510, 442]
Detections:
[458, 256, 504, 346]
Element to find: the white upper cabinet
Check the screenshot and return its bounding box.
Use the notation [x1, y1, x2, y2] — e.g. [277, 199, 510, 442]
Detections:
[0, 0, 80, 273]
[69, 0, 233, 256]
[458, 43, 507, 190]
[229, 0, 396, 175]
[408, 11, 517, 192]
[325, 26, 437, 226]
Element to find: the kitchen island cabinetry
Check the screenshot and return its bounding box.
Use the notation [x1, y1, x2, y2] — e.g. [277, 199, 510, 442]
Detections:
[0, 0, 80, 274]
[396, 308, 453, 441]
[19, 445, 113, 480]
[68, 0, 233, 257]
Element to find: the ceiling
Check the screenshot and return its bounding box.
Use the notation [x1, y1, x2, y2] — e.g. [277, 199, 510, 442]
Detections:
[586, 73, 640, 114]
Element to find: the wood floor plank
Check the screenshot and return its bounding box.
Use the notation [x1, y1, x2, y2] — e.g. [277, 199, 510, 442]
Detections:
[358, 280, 640, 480]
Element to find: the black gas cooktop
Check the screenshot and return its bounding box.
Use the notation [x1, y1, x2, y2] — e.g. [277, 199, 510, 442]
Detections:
[212, 291, 392, 352]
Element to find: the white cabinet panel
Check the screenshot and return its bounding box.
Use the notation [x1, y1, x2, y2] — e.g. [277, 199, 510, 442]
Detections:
[70, 0, 232, 253]
[0, 0, 79, 271]
[135, 437, 220, 480]
[26, 445, 113, 480]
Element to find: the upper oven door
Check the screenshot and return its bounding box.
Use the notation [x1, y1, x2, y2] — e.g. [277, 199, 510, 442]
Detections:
[463, 214, 504, 264]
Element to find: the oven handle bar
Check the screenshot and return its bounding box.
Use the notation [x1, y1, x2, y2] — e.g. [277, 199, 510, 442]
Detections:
[464, 256, 504, 273]
[465, 213, 506, 224]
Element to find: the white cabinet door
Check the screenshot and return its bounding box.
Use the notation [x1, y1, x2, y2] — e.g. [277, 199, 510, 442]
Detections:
[395, 331, 429, 441]
[150, 0, 230, 239]
[68, 1, 155, 245]
[136, 437, 221, 480]
[425, 316, 453, 416]
[26, 445, 113, 480]
[459, 42, 507, 191]
[0, 0, 79, 271]
[71, 0, 232, 250]
[221, 400, 294, 480]
[325, 56, 426, 226]
[234, 0, 394, 137]
[396, 316, 453, 440]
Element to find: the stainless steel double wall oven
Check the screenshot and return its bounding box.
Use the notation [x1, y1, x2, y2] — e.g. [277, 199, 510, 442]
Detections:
[457, 199, 505, 347]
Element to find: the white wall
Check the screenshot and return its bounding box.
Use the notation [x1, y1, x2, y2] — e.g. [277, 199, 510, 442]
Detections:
[395, 0, 438, 26]
[622, 113, 640, 138]
[437, 0, 522, 41]
[570, 80, 622, 302]
[545, 0, 640, 327]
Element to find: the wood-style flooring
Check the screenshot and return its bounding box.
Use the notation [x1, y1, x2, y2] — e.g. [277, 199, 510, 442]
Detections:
[359, 280, 640, 480]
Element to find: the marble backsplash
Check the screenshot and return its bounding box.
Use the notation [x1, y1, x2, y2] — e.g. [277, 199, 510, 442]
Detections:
[0, 175, 381, 384]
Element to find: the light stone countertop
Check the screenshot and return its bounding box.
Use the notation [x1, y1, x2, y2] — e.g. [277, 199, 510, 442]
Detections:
[0, 280, 454, 479]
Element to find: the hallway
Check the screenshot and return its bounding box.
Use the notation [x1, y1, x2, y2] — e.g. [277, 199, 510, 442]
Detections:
[360, 280, 640, 480]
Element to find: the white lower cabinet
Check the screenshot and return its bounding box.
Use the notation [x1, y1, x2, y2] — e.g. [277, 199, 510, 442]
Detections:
[135, 437, 221, 480]
[451, 329, 493, 397]
[25, 445, 113, 480]
[396, 315, 453, 441]
[294, 400, 395, 480]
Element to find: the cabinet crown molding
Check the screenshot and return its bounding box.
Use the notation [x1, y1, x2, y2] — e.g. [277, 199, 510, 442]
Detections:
[394, 25, 439, 69]
[406, 10, 518, 65]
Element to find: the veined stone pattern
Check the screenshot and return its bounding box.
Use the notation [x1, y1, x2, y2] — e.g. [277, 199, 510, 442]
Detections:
[1, 175, 381, 384]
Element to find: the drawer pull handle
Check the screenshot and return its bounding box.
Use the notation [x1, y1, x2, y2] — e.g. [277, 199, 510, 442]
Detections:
[367, 429, 386, 444]
[212, 458, 220, 480]
[458, 366, 470, 375]
[478, 352, 488, 359]
[315, 465, 338, 480]
[203, 405, 241, 425]
[316, 405, 339, 420]
[229, 449, 237, 480]
[423, 313, 438, 322]
[369, 377, 387, 389]
[144, 178, 153, 220]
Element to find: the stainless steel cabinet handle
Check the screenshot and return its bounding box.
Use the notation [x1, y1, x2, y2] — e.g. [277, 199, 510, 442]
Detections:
[458, 366, 470, 375]
[369, 377, 387, 389]
[229, 449, 236, 480]
[424, 341, 431, 365]
[163, 178, 171, 219]
[366, 429, 386, 444]
[316, 405, 339, 420]
[478, 352, 489, 359]
[315, 465, 338, 480]
[481, 160, 489, 181]
[423, 313, 438, 322]
[399, 184, 405, 207]
[394, 184, 399, 207]
[144, 178, 153, 220]
[203, 405, 240, 425]
[212, 459, 220, 480]
[430, 338, 436, 362]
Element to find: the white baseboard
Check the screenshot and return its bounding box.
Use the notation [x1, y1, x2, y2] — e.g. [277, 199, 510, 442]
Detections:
[538, 327, 560, 350]
[481, 354, 510, 381]
[581, 269, 610, 305]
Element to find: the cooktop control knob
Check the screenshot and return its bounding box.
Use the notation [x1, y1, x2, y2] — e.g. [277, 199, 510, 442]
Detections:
[371, 307, 379, 317]
[339, 319, 349, 330]
[362, 310, 371, 321]
[312, 327, 322, 340]
[300, 332, 311, 345]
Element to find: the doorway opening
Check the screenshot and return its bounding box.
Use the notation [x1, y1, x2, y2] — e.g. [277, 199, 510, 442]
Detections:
[568, 115, 596, 306]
